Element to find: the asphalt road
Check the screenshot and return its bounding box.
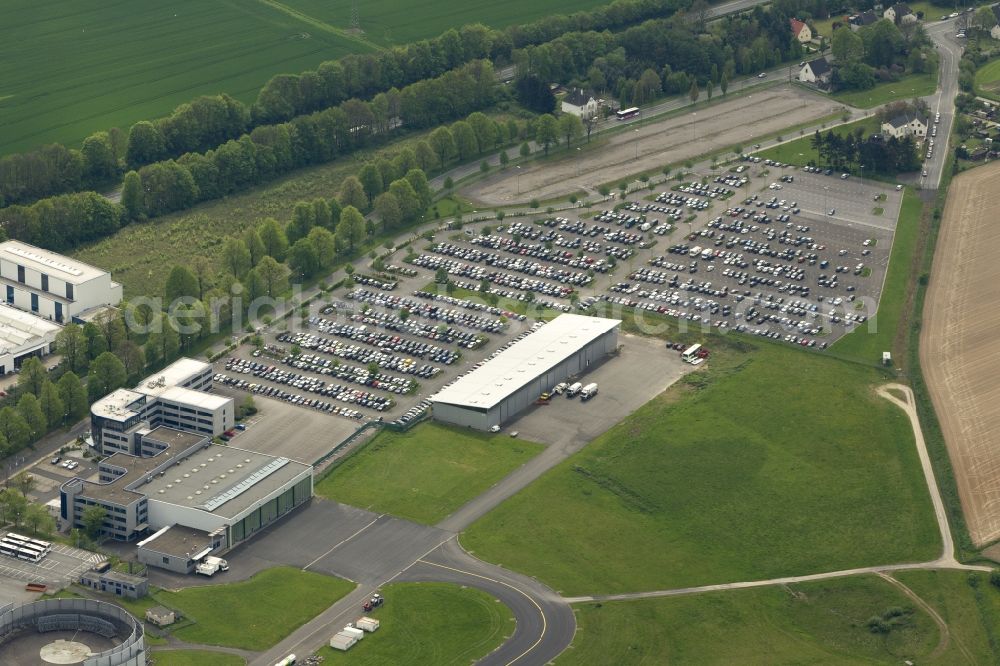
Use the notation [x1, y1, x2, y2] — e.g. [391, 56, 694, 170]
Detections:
[921, 19, 964, 190]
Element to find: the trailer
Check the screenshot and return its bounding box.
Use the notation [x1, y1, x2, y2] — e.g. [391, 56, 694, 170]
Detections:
[342, 625, 365, 641]
[357, 617, 380, 632]
[273, 655, 296, 666]
[195, 556, 229, 577]
[329, 632, 357, 651]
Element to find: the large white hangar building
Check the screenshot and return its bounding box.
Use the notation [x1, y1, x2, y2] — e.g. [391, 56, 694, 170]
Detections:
[430, 313, 620, 431]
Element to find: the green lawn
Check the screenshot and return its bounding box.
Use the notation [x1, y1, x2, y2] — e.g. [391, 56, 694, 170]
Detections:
[559, 574, 945, 665]
[461, 344, 940, 595]
[316, 582, 514, 665]
[159, 567, 353, 650]
[315, 422, 542, 524]
[757, 116, 880, 166]
[894, 569, 1000, 664]
[833, 188, 922, 363]
[283, 0, 612, 47]
[975, 57, 1000, 101]
[832, 72, 939, 109]
[0, 0, 366, 156]
[148, 651, 244, 666]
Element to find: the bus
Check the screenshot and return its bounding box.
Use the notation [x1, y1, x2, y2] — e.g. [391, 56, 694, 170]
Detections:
[616, 107, 639, 121]
[681, 344, 703, 363]
[0, 542, 43, 563]
[5, 533, 51, 554]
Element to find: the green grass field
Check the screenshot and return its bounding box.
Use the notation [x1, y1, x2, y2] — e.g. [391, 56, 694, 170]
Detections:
[461, 344, 939, 595]
[0, 0, 367, 156]
[975, 58, 1000, 101]
[317, 582, 514, 664]
[833, 188, 922, 363]
[159, 567, 353, 650]
[284, 0, 612, 47]
[315, 422, 542, 524]
[893, 569, 1000, 664]
[559, 574, 948, 665]
[147, 652, 244, 666]
[831, 73, 938, 109]
[757, 116, 880, 166]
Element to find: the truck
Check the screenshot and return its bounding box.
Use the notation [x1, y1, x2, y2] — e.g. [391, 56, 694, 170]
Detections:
[580, 383, 599, 401]
[195, 556, 229, 577]
[363, 593, 384, 612]
[566, 382, 583, 397]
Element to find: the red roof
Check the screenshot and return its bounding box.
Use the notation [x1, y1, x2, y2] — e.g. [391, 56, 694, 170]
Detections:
[790, 18, 808, 37]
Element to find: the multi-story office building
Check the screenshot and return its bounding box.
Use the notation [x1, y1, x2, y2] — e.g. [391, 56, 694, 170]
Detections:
[91, 358, 234, 456]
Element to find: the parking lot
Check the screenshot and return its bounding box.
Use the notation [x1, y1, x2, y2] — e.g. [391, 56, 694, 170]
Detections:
[206, 161, 900, 452]
[0, 532, 105, 588]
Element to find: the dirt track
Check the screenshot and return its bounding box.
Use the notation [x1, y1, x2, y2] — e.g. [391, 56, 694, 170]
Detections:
[921, 162, 1000, 547]
[464, 85, 843, 205]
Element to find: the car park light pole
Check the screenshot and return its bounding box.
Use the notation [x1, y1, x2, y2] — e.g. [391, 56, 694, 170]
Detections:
[516, 165, 521, 196]
[634, 129, 640, 160]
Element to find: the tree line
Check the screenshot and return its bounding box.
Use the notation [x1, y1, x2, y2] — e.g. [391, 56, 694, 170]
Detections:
[809, 127, 921, 174]
[0, 0, 691, 209]
[0, 64, 498, 253]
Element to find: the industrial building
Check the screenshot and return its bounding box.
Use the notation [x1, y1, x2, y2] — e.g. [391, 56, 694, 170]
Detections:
[79, 568, 149, 600]
[91, 357, 234, 456]
[60, 426, 313, 568]
[0, 304, 60, 374]
[430, 313, 620, 431]
[0, 240, 122, 324]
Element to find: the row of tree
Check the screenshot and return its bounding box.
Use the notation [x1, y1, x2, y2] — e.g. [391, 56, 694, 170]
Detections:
[0, 0, 688, 209]
[809, 127, 921, 174]
[829, 17, 936, 92]
[0, 64, 499, 251]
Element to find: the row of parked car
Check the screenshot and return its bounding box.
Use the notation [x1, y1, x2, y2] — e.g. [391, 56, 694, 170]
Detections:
[217, 372, 366, 419]
[448, 279, 573, 311]
[411, 290, 528, 320]
[471, 232, 623, 268]
[389, 400, 432, 428]
[655, 191, 712, 211]
[276, 331, 443, 378]
[310, 322, 461, 364]
[347, 310, 488, 348]
[347, 289, 507, 333]
[278, 354, 415, 394]
[428, 242, 595, 285]
[222, 359, 395, 411]
[410, 255, 574, 298]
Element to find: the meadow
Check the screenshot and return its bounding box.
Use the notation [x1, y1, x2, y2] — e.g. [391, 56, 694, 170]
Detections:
[315, 422, 542, 524]
[317, 582, 514, 664]
[461, 344, 940, 596]
[757, 116, 880, 166]
[975, 57, 1000, 101]
[831, 72, 939, 109]
[0, 0, 367, 156]
[158, 567, 353, 650]
[559, 574, 952, 665]
[147, 652, 244, 666]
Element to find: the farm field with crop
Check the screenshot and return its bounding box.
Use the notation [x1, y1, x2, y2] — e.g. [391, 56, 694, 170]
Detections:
[0, 0, 366, 156]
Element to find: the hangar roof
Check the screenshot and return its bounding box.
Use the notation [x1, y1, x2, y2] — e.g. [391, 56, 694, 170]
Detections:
[430, 313, 620, 410]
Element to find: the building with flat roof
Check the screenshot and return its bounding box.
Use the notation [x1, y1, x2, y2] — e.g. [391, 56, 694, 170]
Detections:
[430, 313, 620, 430]
[91, 357, 233, 456]
[79, 568, 149, 600]
[0, 304, 60, 373]
[60, 427, 313, 559]
[0, 240, 122, 324]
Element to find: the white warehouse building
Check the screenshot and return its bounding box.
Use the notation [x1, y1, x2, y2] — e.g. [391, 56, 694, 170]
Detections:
[0, 240, 123, 324]
[430, 314, 620, 431]
[91, 358, 235, 456]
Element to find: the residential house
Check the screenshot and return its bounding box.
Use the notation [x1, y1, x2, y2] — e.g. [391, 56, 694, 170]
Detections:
[849, 11, 879, 30]
[799, 58, 833, 86]
[881, 113, 928, 138]
[884, 3, 917, 24]
[991, 5, 1000, 40]
[790, 18, 813, 43]
[561, 89, 599, 119]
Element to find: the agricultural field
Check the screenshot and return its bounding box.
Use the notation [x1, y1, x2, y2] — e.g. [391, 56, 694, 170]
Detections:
[157, 567, 353, 650]
[284, 0, 612, 46]
[462, 344, 940, 596]
[559, 574, 962, 665]
[831, 72, 938, 109]
[833, 188, 923, 363]
[975, 57, 1000, 101]
[0, 0, 366, 156]
[317, 582, 514, 665]
[315, 422, 543, 524]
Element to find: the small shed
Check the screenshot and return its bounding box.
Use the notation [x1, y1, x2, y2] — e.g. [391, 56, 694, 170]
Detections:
[145, 606, 176, 627]
[882, 351, 892, 366]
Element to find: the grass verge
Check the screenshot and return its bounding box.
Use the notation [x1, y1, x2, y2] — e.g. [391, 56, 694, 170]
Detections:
[314, 422, 542, 524]
[462, 343, 940, 595]
[147, 651, 244, 666]
[756, 116, 881, 166]
[559, 573, 965, 665]
[831, 72, 938, 109]
[315, 582, 513, 664]
[160, 567, 353, 650]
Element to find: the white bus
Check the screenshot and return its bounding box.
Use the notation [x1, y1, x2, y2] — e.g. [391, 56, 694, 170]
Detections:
[0, 542, 43, 563]
[616, 107, 639, 120]
[681, 344, 702, 363]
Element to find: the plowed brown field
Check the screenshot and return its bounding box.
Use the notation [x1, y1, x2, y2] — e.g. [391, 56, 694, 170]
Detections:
[921, 162, 1000, 547]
